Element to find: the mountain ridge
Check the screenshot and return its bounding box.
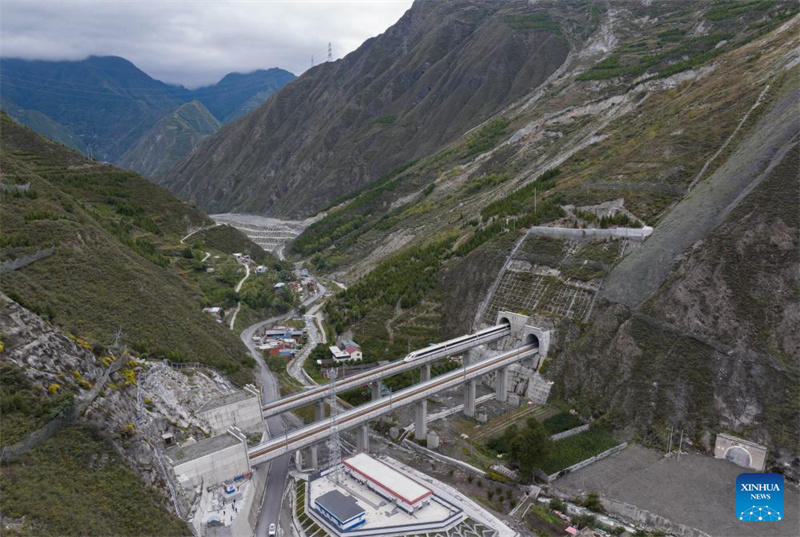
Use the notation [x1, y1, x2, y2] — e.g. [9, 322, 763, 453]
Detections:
[166, 0, 579, 217]
[0, 56, 295, 178]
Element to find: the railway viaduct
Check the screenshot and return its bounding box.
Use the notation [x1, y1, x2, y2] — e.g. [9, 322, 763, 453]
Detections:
[250, 311, 550, 467]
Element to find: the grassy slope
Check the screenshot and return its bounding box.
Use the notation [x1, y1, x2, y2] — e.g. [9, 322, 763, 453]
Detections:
[0, 114, 257, 385]
[292, 3, 798, 282]
[0, 424, 190, 537]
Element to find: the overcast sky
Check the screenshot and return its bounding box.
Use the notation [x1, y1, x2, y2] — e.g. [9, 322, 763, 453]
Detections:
[0, 0, 413, 88]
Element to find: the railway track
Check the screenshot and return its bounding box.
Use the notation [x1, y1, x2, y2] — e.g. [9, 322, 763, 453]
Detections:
[249, 344, 538, 465]
[261, 322, 511, 418]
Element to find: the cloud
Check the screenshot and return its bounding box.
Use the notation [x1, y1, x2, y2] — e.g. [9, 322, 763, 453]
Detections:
[0, 0, 413, 87]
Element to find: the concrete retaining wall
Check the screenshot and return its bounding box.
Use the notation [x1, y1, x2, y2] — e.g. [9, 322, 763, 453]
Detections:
[551, 424, 590, 441]
[199, 395, 263, 435]
[527, 226, 653, 239]
[171, 439, 250, 489]
[546, 443, 628, 483]
[246, 466, 269, 533]
[403, 440, 487, 478]
[601, 497, 712, 537]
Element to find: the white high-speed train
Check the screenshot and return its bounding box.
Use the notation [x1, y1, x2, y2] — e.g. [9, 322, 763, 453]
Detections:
[402, 322, 511, 363]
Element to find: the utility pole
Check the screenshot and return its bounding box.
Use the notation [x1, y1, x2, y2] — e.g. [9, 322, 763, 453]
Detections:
[667, 425, 673, 456]
[678, 429, 684, 461]
[327, 42, 333, 62]
[310, 55, 315, 67]
[325, 367, 343, 482]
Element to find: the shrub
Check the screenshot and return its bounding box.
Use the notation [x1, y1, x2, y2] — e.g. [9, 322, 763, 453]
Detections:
[549, 497, 567, 512]
[583, 491, 605, 513]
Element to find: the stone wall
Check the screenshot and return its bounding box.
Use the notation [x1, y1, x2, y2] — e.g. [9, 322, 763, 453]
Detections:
[527, 225, 654, 240]
[601, 497, 712, 537]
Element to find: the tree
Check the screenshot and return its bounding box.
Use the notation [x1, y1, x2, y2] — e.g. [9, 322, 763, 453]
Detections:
[583, 491, 605, 513]
[510, 417, 553, 481]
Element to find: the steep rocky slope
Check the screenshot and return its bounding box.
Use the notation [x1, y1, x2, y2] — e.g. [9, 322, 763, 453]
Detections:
[0, 296, 190, 536]
[278, 0, 799, 473]
[117, 100, 221, 180]
[167, 0, 582, 216]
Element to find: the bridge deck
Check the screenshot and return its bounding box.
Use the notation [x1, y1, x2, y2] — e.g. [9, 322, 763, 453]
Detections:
[261, 323, 511, 418]
[249, 344, 537, 466]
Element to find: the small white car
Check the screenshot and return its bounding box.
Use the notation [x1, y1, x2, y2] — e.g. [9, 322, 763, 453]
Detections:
[268, 523, 277, 537]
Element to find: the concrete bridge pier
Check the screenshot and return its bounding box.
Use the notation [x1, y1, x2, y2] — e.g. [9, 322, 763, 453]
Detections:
[310, 444, 319, 468]
[463, 380, 477, 417]
[371, 382, 381, 401]
[357, 424, 370, 452]
[414, 364, 431, 441]
[314, 400, 326, 421]
[495, 366, 509, 403]
[463, 349, 477, 417]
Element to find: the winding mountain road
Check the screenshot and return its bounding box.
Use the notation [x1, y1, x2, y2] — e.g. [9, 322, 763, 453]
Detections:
[240, 279, 326, 536]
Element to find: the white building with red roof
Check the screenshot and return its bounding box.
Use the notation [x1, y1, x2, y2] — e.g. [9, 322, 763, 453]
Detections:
[342, 453, 432, 513]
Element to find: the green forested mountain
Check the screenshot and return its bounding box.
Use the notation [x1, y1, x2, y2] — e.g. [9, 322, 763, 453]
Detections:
[190, 68, 296, 123]
[0, 56, 294, 178]
[117, 101, 222, 180]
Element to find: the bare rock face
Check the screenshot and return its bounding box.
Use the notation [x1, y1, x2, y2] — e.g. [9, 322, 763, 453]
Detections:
[551, 141, 800, 480]
[0, 294, 241, 510]
[167, 0, 571, 217]
[0, 293, 103, 388]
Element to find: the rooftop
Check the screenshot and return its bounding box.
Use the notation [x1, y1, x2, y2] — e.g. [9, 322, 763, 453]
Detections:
[315, 489, 365, 523]
[329, 346, 350, 359]
[343, 452, 431, 505]
[165, 434, 239, 465]
[197, 390, 255, 413]
[309, 471, 459, 531]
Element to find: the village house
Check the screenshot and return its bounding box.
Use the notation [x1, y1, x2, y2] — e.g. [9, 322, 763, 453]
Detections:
[340, 339, 362, 361]
[328, 339, 362, 363]
[202, 307, 223, 323]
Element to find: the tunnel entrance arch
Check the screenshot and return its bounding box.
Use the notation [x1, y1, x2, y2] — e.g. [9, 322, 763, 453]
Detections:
[524, 333, 539, 347]
[725, 446, 752, 468]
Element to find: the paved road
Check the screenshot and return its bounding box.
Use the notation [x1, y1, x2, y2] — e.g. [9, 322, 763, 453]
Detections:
[287, 302, 326, 387]
[240, 280, 326, 536]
